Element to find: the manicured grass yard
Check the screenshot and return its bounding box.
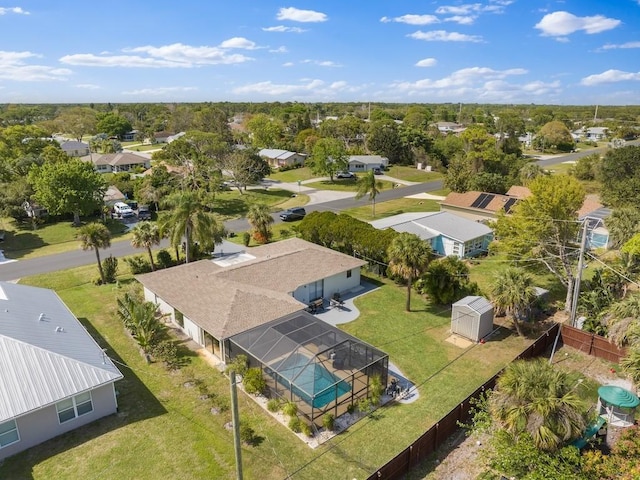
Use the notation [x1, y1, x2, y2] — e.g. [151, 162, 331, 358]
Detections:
[268, 167, 317, 183]
[384, 165, 444, 183]
[0, 217, 131, 260]
[0, 259, 542, 480]
[304, 178, 395, 192]
[343, 197, 441, 221]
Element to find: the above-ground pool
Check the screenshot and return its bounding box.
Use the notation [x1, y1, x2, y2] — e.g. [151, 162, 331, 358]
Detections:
[269, 353, 351, 408]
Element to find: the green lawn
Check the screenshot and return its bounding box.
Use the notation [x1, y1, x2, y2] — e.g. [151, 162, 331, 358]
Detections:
[0, 261, 542, 480]
[268, 167, 317, 183]
[212, 188, 308, 220]
[304, 178, 394, 192]
[342, 197, 441, 221]
[0, 217, 131, 260]
[384, 165, 444, 183]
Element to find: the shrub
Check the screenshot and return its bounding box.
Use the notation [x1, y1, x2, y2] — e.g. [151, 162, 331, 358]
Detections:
[102, 255, 118, 283]
[282, 401, 298, 418]
[225, 354, 248, 377]
[125, 255, 152, 274]
[242, 231, 251, 247]
[346, 403, 356, 415]
[357, 397, 372, 414]
[267, 399, 281, 413]
[300, 422, 313, 437]
[288, 417, 302, 433]
[151, 340, 181, 370]
[240, 421, 257, 446]
[242, 368, 266, 395]
[369, 374, 384, 406]
[322, 413, 335, 431]
[156, 249, 174, 269]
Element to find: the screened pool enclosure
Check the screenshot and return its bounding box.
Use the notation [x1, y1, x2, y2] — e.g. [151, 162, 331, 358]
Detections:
[228, 311, 389, 425]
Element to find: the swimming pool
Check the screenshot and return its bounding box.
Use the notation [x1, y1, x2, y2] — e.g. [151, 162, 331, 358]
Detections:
[270, 353, 351, 408]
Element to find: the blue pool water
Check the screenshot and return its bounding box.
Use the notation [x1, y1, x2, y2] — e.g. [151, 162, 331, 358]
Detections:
[270, 353, 351, 408]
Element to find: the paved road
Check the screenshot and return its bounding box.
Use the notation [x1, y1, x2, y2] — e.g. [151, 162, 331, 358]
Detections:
[3, 143, 636, 281]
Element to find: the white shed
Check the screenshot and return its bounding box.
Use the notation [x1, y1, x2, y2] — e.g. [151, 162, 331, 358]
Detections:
[451, 296, 494, 342]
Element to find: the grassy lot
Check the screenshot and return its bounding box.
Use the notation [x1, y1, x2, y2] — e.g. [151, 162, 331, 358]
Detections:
[304, 178, 395, 192]
[127, 144, 163, 152]
[268, 167, 317, 183]
[212, 188, 308, 220]
[542, 162, 601, 194]
[342, 197, 441, 221]
[0, 260, 544, 480]
[0, 217, 131, 260]
[384, 166, 444, 183]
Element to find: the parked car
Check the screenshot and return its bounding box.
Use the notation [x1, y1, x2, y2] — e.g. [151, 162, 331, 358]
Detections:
[279, 207, 306, 221]
[373, 168, 383, 175]
[113, 201, 134, 218]
[137, 205, 151, 220]
[336, 171, 355, 179]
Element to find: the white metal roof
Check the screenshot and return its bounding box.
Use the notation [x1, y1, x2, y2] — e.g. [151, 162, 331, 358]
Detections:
[0, 282, 123, 422]
[452, 296, 493, 314]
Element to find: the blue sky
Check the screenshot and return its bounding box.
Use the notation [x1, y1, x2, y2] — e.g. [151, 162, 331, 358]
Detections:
[1, 1, 639, 105]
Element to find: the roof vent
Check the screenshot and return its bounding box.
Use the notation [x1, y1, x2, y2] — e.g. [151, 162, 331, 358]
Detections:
[38, 313, 45, 321]
[55, 326, 64, 333]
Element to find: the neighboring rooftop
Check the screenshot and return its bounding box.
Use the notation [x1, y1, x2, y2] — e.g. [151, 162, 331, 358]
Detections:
[0, 282, 123, 422]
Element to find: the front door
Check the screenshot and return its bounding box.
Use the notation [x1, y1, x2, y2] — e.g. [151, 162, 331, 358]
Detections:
[308, 279, 324, 300]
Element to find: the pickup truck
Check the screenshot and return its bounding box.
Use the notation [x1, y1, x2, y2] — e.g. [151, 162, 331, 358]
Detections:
[137, 205, 152, 220]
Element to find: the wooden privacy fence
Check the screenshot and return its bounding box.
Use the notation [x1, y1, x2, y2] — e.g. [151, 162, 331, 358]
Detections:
[560, 323, 627, 363]
[366, 323, 560, 480]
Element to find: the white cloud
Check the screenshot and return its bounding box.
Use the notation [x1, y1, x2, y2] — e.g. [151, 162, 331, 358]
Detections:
[75, 84, 100, 89]
[269, 46, 288, 53]
[380, 14, 439, 25]
[276, 7, 327, 23]
[408, 30, 483, 42]
[415, 58, 437, 67]
[600, 41, 640, 50]
[0, 7, 29, 15]
[535, 11, 621, 37]
[444, 15, 476, 25]
[392, 66, 527, 91]
[301, 59, 342, 67]
[60, 43, 253, 67]
[233, 79, 362, 97]
[262, 25, 306, 33]
[219, 37, 258, 50]
[123, 86, 198, 96]
[436, 2, 511, 15]
[0, 50, 70, 81]
[581, 69, 640, 86]
[282, 62, 294, 67]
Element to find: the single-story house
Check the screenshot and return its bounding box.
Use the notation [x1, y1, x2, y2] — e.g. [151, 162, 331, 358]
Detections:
[167, 132, 185, 143]
[103, 185, 127, 206]
[572, 127, 609, 142]
[0, 282, 123, 460]
[121, 130, 138, 142]
[89, 152, 151, 173]
[258, 149, 306, 168]
[347, 155, 389, 173]
[370, 211, 493, 258]
[440, 191, 519, 222]
[137, 238, 366, 362]
[507, 186, 612, 250]
[153, 131, 175, 143]
[59, 140, 90, 157]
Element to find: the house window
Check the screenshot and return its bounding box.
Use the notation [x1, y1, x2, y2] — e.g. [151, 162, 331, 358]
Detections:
[56, 392, 93, 424]
[0, 420, 19, 448]
[346, 269, 352, 278]
[175, 309, 184, 328]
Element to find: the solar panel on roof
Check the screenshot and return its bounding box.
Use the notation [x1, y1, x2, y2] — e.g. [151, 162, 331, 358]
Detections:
[477, 194, 495, 209]
[503, 198, 517, 213]
[471, 193, 488, 208]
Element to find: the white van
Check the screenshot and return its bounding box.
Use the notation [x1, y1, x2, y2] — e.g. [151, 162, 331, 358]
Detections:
[113, 202, 134, 218]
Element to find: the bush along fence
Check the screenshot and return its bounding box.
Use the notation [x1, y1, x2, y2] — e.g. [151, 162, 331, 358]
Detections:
[366, 323, 562, 480]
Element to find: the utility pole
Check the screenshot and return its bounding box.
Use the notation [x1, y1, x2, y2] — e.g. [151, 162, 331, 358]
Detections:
[570, 220, 589, 327]
[229, 371, 243, 480]
[551, 219, 588, 364]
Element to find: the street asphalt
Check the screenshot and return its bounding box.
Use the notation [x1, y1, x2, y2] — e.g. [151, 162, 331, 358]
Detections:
[2, 142, 636, 282]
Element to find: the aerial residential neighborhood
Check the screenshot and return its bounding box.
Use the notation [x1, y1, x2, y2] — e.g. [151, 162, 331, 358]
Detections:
[2, 2, 640, 480]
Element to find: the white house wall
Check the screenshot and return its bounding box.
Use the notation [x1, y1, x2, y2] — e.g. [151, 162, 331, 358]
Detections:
[292, 268, 361, 304]
[0, 383, 118, 461]
[183, 316, 203, 347]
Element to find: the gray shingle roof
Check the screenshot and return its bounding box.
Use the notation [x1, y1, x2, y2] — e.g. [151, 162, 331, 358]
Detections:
[0, 282, 122, 422]
[137, 238, 366, 339]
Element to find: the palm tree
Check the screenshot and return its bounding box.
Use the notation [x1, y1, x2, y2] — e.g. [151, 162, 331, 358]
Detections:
[78, 222, 111, 284]
[131, 221, 161, 271]
[117, 293, 161, 355]
[489, 358, 587, 451]
[158, 191, 225, 263]
[387, 232, 432, 311]
[605, 294, 640, 347]
[490, 267, 537, 336]
[355, 170, 384, 217]
[247, 203, 274, 244]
